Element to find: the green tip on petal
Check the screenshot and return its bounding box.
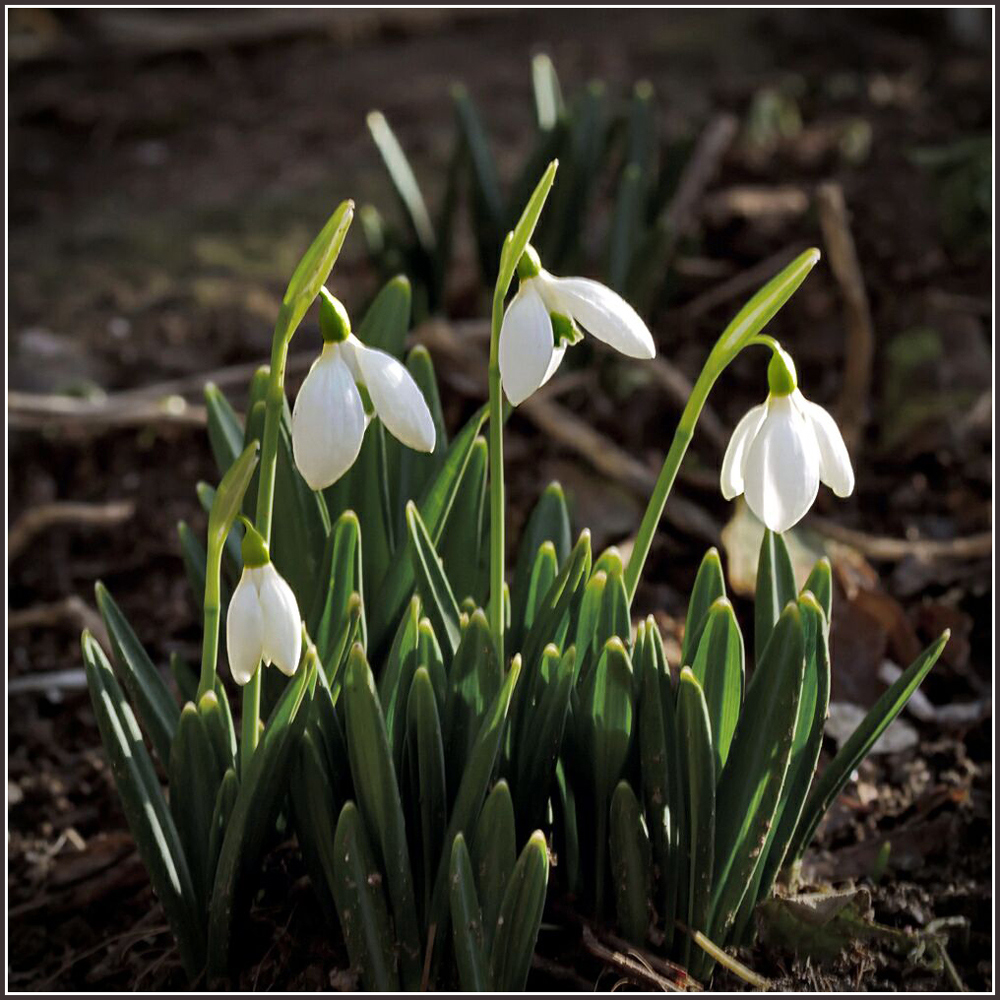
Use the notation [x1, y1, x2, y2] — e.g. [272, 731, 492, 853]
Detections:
[767, 344, 798, 396]
[517, 244, 542, 281]
[319, 287, 351, 343]
[238, 517, 270, 567]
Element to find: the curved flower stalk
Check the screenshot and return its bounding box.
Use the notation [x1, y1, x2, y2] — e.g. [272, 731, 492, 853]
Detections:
[498, 246, 656, 405]
[292, 288, 436, 490]
[226, 520, 302, 685]
[721, 345, 854, 533]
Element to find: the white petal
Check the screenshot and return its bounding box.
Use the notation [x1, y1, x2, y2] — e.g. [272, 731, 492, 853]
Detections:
[743, 395, 820, 533]
[799, 393, 855, 497]
[545, 275, 656, 359]
[292, 346, 367, 490]
[498, 283, 558, 406]
[720, 402, 767, 500]
[226, 569, 264, 685]
[258, 564, 302, 677]
[351, 338, 436, 453]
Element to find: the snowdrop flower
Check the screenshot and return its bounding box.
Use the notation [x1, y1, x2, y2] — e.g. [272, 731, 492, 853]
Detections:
[721, 346, 854, 533]
[226, 523, 301, 685]
[292, 290, 436, 490]
[499, 246, 656, 405]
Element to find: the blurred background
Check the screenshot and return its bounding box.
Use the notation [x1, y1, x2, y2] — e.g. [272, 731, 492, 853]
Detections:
[8, 8, 993, 991]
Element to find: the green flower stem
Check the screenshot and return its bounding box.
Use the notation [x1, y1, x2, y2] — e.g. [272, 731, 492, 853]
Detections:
[487, 283, 506, 669]
[197, 539, 223, 700]
[624, 363, 719, 603]
[624, 247, 822, 604]
[241, 304, 293, 777]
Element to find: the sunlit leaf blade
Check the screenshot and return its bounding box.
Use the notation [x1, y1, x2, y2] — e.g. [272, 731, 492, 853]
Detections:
[405, 666, 447, 925]
[82, 632, 203, 977]
[204, 383, 244, 477]
[438, 436, 488, 605]
[531, 52, 564, 131]
[489, 830, 549, 992]
[610, 779, 652, 946]
[498, 159, 559, 299]
[681, 547, 726, 667]
[207, 653, 314, 979]
[406, 501, 462, 658]
[450, 832, 492, 990]
[711, 247, 821, 363]
[471, 778, 517, 952]
[95, 582, 179, 768]
[710, 603, 804, 950]
[428, 655, 522, 934]
[332, 801, 400, 991]
[787, 629, 950, 866]
[677, 666, 714, 976]
[690, 597, 745, 775]
[342, 646, 423, 989]
[754, 529, 797, 664]
[281, 200, 355, 337]
[367, 111, 436, 253]
[369, 405, 488, 653]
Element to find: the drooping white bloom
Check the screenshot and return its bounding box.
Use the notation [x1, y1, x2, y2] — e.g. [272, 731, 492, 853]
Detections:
[499, 267, 656, 406]
[292, 333, 436, 491]
[721, 388, 854, 534]
[226, 561, 302, 685]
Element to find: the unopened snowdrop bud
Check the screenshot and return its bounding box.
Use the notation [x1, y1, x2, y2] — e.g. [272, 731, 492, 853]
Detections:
[720, 344, 854, 534]
[499, 245, 656, 406]
[291, 289, 436, 490]
[226, 522, 302, 685]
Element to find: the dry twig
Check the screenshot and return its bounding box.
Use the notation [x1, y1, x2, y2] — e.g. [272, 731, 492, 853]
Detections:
[816, 181, 875, 455]
[9, 499, 135, 561]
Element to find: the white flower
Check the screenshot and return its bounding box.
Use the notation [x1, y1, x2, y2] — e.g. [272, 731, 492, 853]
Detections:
[226, 561, 302, 685]
[499, 268, 656, 406]
[292, 334, 436, 491]
[721, 389, 854, 533]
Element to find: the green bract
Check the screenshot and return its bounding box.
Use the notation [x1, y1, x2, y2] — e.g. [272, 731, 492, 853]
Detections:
[81, 136, 948, 991]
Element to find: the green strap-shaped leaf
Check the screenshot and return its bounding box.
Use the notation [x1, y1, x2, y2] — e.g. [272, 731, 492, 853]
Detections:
[471, 779, 517, 952]
[205, 767, 238, 899]
[281, 199, 355, 337]
[497, 159, 559, 297]
[489, 831, 550, 992]
[554, 758, 580, 896]
[610, 779, 652, 946]
[342, 646, 422, 989]
[406, 501, 462, 658]
[307, 509, 366, 672]
[204, 383, 244, 477]
[522, 542, 558, 636]
[787, 629, 950, 866]
[82, 632, 203, 977]
[754, 529, 797, 664]
[735, 593, 830, 941]
[438, 436, 488, 606]
[332, 800, 400, 991]
[519, 528, 592, 682]
[207, 653, 315, 979]
[405, 666, 447, 925]
[449, 833, 492, 991]
[510, 481, 572, 650]
[428, 656, 523, 935]
[572, 569, 607, 674]
[512, 646, 575, 834]
[417, 617, 448, 717]
[802, 557, 833, 621]
[95, 582, 179, 768]
[637, 616, 681, 950]
[367, 111, 436, 253]
[444, 609, 501, 797]
[378, 595, 421, 760]
[710, 603, 804, 949]
[681, 547, 726, 667]
[596, 562, 631, 655]
[690, 597, 745, 775]
[357, 273, 412, 359]
[676, 666, 714, 976]
[177, 520, 208, 608]
[368, 405, 489, 653]
[289, 727, 340, 926]
[580, 637, 634, 914]
[452, 85, 505, 279]
[200, 687, 237, 776]
[169, 701, 226, 903]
